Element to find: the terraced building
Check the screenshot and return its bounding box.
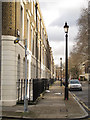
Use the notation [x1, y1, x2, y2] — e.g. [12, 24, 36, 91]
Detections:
[0, 0, 55, 106]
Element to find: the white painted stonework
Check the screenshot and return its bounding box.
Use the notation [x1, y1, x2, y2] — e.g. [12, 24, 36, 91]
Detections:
[1, 35, 26, 106]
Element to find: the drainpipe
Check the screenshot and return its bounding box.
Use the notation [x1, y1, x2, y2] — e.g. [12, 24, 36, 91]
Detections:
[35, 2, 38, 78]
[40, 18, 41, 78]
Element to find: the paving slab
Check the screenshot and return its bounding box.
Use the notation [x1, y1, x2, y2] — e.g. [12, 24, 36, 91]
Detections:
[2, 81, 88, 119]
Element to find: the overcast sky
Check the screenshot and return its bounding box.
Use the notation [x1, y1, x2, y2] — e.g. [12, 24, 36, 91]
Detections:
[38, 0, 88, 66]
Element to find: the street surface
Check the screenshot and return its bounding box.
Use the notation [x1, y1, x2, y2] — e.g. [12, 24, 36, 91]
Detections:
[71, 81, 90, 119]
[2, 80, 88, 120]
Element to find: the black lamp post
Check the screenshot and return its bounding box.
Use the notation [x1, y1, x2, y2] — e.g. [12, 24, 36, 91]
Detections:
[64, 22, 69, 100]
[60, 58, 62, 86]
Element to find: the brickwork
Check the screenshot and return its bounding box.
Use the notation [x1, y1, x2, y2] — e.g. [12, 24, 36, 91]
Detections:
[15, 2, 21, 37]
[2, 2, 15, 36]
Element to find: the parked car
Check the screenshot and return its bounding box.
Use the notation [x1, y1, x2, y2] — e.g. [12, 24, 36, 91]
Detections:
[68, 79, 82, 91]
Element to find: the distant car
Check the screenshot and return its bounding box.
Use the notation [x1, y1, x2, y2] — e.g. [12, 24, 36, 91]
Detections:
[68, 79, 82, 91]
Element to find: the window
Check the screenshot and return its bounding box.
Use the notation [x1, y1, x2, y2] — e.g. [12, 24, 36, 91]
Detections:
[23, 58, 25, 79]
[32, 37, 34, 55]
[34, 34, 36, 56]
[31, 29, 33, 54]
[42, 28, 44, 41]
[40, 19, 41, 37]
[34, 5, 36, 21]
[27, 19, 30, 49]
[21, 5, 24, 41]
[32, 1, 33, 14]
[17, 54, 21, 80]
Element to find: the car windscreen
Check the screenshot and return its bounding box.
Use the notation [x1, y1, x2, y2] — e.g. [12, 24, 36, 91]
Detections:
[70, 80, 80, 84]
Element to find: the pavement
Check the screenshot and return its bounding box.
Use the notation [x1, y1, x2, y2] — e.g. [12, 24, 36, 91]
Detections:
[2, 81, 88, 120]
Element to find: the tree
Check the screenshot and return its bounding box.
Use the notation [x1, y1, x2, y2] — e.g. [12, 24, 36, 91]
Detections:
[69, 8, 88, 78]
[76, 8, 88, 61]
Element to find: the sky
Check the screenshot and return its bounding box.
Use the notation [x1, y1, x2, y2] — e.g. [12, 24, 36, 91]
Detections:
[38, 0, 88, 66]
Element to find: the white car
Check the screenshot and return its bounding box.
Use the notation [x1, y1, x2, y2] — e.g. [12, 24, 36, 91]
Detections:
[68, 79, 82, 91]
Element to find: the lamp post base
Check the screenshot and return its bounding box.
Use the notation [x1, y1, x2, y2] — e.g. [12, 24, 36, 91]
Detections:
[60, 80, 62, 86]
[24, 96, 28, 112]
[64, 87, 69, 100]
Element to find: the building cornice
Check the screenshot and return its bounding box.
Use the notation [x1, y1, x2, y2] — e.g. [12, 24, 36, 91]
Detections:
[1, 35, 25, 49]
[1, 35, 17, 40]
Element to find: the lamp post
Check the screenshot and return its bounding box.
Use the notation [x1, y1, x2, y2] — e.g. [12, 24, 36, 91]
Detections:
[14, 38, 28, 112]
[60, 58, 62, 86]
[24, 39, 28, 112]
[64, 22, 69, 100]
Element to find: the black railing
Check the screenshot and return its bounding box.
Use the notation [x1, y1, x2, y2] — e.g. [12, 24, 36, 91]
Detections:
[17, 79, 31, 103]
[17, 78, 55, 103]
[33, 79, 49, 102]
[49, 78, 55, 85]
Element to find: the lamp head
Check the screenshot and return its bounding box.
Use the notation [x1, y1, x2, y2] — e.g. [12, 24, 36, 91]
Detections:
[60, 58, 62, 60]
[64, 22, 69, 33]
[14, 38, 19, 44]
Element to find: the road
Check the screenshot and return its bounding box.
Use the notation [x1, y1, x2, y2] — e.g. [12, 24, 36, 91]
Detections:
[71, 81, 90, 119]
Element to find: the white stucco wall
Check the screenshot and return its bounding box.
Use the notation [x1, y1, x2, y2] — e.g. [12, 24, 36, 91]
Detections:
[1, 35, 26, 106]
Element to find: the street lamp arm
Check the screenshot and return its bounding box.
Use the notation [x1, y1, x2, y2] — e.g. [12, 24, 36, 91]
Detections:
[14, 38, 27, 44]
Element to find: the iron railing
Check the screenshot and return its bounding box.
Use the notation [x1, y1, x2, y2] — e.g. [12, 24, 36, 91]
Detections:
[17, 78, 55, 103]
